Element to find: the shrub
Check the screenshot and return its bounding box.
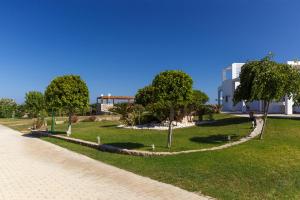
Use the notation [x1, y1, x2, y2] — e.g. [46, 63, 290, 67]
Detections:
[109, 103, 145, 126]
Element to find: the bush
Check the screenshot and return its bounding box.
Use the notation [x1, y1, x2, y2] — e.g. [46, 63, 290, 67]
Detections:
[109, 103, 145, 126]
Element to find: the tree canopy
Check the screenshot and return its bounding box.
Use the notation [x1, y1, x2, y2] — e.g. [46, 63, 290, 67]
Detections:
[135, 70, 194, 148]
[45, 75, 89, 135]
[0, 98, 17, 118]
[233, 56, 300, 138]
[25, 91, 45, 118]
[135, 85, 155, 107]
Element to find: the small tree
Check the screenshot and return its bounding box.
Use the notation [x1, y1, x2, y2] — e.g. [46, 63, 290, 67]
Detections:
[152, 70, 193, 148]
[45, 75, 89, 135]
[234, 56, 300, 139]
[109, 103, 145, 126]
[25, 91, 46, 118]
[0, 98, 17, 118]
[188, 90, 209, 121]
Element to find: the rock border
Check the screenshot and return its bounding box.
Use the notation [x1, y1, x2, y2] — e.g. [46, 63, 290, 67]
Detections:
[35, 118, 263, 157]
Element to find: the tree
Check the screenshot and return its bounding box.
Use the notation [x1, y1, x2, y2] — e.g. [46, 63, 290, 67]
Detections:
[109, 103, 145, 126]
[135, 85, 155, 106]
[234, 56, 300, 139]
[0, 98, 17, 118]
[152, 70, 193, 148]
[45, 75, 89, 136]
[187, 90, 209, 121]
[15, 104, 27, 118]
[25, 91, 46, 118]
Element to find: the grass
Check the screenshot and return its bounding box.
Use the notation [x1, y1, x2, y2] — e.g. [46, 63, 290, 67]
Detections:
[52, 114, 251, 151]
[1, 115, 300, 199]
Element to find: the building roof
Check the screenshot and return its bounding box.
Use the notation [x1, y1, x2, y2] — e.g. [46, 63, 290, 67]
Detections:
[97, 96, 135, 100]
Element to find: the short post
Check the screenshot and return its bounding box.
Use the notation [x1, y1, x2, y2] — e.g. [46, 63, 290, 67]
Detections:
[97, 136, 101, 145]
[51, 109, 55, 133]
[151, 144, 155, 151]
[227, 135, 231, 141]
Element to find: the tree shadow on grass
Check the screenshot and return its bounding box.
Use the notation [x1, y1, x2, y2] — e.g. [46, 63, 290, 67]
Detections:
[51, 131, 66, 135]
[190, 134, 239, 144]
[199, 117, 250, 127]
[104, 142, 145, 149]
[99, 124, 118, 128]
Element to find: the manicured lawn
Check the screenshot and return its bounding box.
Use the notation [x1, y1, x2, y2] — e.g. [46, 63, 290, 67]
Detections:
[1, 115, 300, 199]
[52, 114, 251, 151]
[0, 118, 34, 132]
[41, 117, 300, 199]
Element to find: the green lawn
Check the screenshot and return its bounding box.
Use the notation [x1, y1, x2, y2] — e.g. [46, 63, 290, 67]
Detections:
[1, 115, 300, 199]
[52, 114, 251, 151]
[41, 117, 300, 199]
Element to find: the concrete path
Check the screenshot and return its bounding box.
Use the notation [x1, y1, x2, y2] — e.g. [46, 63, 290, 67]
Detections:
[0, 125, 212, 200]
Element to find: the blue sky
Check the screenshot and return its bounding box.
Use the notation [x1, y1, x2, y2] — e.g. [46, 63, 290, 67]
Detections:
[0, 0, 300, 104]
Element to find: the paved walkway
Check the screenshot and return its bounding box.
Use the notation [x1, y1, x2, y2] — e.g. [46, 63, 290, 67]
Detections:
[0, 125, 212, 200]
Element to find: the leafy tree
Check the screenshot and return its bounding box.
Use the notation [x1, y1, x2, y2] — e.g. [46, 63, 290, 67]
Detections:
[109, 103, 145, 126]
[152, 70, 193, 148]
[135, 85, 156, 106]
[234, 56, 300, 139]
[0, 98, 17, 118]
[25, 91, 46, 118]
[45, 75, 89, 135]
[15, 104, 27, 118]
[191, 90, 209, 105]
[187, 90, 209, 120]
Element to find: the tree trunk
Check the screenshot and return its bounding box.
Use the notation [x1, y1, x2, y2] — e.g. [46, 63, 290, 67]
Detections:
[67, 113, 72, 136]
[260, 101, 270, 139]
[138, 111, 141, 125]
[167, 107, 175, 148]
[167, 120, 173, 148]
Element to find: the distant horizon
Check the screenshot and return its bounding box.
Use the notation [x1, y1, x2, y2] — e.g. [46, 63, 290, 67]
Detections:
[1, 0, 300, 104]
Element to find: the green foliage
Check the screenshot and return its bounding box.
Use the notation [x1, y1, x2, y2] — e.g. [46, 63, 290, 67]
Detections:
[25, 91, 46, 118]
[233, 55, 300, 138]
[15, 104, 27, 118]
[187, 90, 210, 119]
[152, 70, 193, 105]
[0, 98, 17, 118]
[135, 85, 155, 106]
[45, 75, 89, 134]
[135, 70, 194, 148]
[234, 56, 300, 104]
[191, 90, 209, 106]
[45, 75, 90, 115]
[109, 103, 145, 126]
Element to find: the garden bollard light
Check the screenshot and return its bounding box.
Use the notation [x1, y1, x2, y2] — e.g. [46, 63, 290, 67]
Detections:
[97, 136, 101, 145]
[227, 135, 231, 141]
[152, 144, 155, 151]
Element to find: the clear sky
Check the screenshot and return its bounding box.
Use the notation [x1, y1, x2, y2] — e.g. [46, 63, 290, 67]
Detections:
[1, 0, 300, 104]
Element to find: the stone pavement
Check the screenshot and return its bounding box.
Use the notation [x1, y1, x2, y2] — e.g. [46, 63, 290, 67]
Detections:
[0, 125, 212, 200]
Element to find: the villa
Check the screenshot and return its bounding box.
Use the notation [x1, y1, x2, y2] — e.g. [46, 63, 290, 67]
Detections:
[217, 61, 300, 115]
[96, 95, 135, 113]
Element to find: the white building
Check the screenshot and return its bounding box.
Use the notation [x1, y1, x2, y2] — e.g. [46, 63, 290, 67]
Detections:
[217, 61, 300, 115]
